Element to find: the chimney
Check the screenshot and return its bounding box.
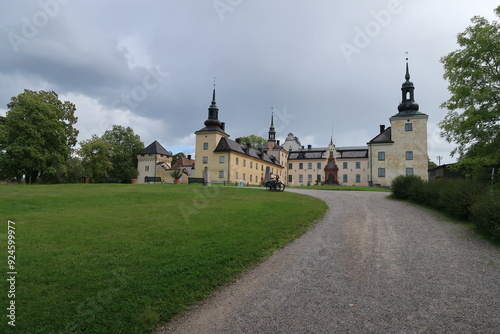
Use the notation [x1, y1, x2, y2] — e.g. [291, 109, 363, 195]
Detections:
[221, 122, 225, 131]
[187, 155, 192, 160]
[308, 144, 312, 149]
[236, 138, 241, 144]
[380, 125, 385, 133]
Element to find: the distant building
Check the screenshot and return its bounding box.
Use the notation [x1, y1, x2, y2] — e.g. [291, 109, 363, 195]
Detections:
[367, 62, 429, 187]
[193, 89, 285, 185]
[137, 141, 173, 183]
[138, 62, 428, 187]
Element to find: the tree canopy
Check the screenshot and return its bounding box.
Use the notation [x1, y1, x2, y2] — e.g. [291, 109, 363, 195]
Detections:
[102, 125, 144, 182]
[0, 90, 78, 183]
[439, 6, 500, 176]
[78, 135, 114, 183]
[238, 135, 267, 148]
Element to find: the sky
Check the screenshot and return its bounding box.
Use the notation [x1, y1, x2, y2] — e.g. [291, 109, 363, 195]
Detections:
[0, 0, 498, 165]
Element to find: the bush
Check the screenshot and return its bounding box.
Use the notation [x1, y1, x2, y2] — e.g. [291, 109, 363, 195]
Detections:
[470, 190, 500, 239]
[437, 178, 486, 219]
[391, 174, 422, 199]
[408, 178, 441, 206]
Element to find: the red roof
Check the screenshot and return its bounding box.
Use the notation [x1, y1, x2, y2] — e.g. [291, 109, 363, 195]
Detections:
[172, 157, 195, 169]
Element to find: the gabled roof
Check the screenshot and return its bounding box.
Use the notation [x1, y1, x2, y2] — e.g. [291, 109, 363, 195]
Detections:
[368, 127, 393, 144]
[139, 140, 172, 156]
[214, 137, 281, 166]
[172, 157, 195, 169]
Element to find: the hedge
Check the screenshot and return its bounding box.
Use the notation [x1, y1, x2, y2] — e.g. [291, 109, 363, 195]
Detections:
[391, 175, 498, 240]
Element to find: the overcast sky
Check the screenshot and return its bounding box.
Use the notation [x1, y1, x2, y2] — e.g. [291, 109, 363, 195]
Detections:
[1, 1, 498, 164]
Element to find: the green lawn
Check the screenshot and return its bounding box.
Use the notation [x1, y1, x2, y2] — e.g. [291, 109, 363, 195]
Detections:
[0, 184, 327, 334]
[290, 185, 392, 192]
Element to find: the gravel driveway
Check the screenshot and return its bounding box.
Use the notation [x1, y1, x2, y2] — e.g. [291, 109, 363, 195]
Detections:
[156, 189, 500, 334]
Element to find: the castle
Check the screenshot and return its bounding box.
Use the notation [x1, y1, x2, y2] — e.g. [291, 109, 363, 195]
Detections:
[137, 62, 428, 187]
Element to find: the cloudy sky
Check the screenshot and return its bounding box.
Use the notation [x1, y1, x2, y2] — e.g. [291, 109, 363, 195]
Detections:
[1, 1, 498, 164]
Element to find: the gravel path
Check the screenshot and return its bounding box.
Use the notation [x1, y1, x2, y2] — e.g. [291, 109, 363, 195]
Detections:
[155, 189, 500, 334]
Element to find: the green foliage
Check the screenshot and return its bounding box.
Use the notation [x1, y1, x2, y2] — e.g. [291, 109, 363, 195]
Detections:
[78, 135, 114, 183]
[436, 178, 486, 219]
[238, 134, 267, 147]
[0, 184, 327, 333]
[439, 6, 500, 174]
[470, 190, 500, 239]
[391, 174, 422, 199]
[0, 90, 78, 183]
[171, 152, 186, 166]
[102, 125, 144, 182]
[392, 175, 498, 239]
[170, 168, 183, 180]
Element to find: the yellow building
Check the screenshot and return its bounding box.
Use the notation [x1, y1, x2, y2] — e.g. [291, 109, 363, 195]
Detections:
[368, 62, 429, 187]
[194, 89, 285, 185]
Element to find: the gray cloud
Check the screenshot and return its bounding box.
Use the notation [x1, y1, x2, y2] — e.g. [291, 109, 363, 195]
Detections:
[1, 0, 498, 163]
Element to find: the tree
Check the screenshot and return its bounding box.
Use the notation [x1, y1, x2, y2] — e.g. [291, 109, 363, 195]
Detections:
[171, 152, 186, 166]
[238, 135, 267, 148]
[102, 125, 144, 183]
[78, 135, 114, 183]
[439, 6, 500, 177]
[0, 90, 78, 184]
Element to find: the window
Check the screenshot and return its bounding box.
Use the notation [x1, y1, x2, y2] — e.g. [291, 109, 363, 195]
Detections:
[405, 123, 413, 131]
[288, 163, 293, 169]
[145, 166, 149, 172]
[243, 160, 246, 167]
[343, 174, 348, 182]
[355, 162, 361, 169]
[219, 171, 224, 178]
[343, 162, 348, 169]
[329, 162, 334, 168]
[250, 175, 253, 182]
[378, 151, 385, 161]
[299, 163, 303, 169]
[298, 174, 303, 183]
[308, 162, 312, 169]
[256, 163, 258, 170]
[219, 156, 225, 163]
[406, 168, 414, 175]
[406, 151, 413, 160]
[317, 174, 321, 181]
[236, 157, 239, 165]
[356, 174, 361, 183]
[243, 173, 246, 180]
[378, 168, 385, 177]
[288, 175, 293, 183]
[308, 174, 313, 182]
[250, 161, 253, 168]
[203, 156, 208, 164]
[317, 162, 322, 169]
[203, 142, 209, 150]
[235, 172, 239, 179]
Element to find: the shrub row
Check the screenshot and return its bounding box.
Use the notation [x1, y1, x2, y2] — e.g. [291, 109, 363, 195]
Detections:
[391, 175, 500, 239]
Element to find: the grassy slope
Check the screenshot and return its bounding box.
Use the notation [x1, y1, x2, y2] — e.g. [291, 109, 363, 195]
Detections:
[0, 184, 327, 334]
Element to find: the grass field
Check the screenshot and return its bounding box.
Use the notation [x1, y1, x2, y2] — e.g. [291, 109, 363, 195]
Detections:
[0, 184, 327, 334]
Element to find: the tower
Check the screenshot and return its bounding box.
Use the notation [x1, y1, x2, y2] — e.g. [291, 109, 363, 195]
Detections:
[194, 88, 229, 179]
[368, 60, 429, 186]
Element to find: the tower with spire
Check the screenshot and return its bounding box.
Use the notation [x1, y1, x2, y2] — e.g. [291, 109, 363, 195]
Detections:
[368, 59, 429, 186]
[194, 87, 229, 179]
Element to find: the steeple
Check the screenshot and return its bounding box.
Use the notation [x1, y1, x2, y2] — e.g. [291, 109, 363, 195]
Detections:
[397, 58, 420, 114]
[204, 88, 223, 128]
[268, 109, 276, 142]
